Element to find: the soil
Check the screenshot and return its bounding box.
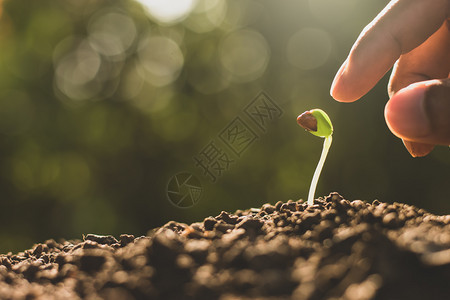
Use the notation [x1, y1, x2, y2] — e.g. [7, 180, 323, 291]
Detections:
[1, 193, 449, 300]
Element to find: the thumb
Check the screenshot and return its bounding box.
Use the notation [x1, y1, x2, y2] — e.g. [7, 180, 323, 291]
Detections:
[384, 78, 450, 157]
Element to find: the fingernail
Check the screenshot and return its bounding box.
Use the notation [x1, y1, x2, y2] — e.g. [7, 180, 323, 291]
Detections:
[402, 139, 435, 157]
[385, 83, 431, 140]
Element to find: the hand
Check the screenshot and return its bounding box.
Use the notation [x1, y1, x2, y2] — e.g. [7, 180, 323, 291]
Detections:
[330, 0, 450, 157]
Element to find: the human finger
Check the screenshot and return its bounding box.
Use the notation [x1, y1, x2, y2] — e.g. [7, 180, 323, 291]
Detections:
[386, 19, 450, 157]
[384, 79, 450, 153]
[331, 0, 449, 102]
[388, 19, 450, 97]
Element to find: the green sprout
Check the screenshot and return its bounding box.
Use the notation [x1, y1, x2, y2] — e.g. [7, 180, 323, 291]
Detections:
[297, 109, 333, 206]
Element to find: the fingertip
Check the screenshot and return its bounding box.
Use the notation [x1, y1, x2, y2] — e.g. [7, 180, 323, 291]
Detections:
[330, 74, 360, 103]
[384, 82, 430, 140]
[330, 88, 358, 103]
[330, 62, 363, 103]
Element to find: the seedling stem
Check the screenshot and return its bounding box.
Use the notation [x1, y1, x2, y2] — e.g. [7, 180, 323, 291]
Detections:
[308, 135, 332, 206]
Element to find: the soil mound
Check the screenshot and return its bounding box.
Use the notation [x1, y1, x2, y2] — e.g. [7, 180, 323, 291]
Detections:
[1, 193, 449, 299]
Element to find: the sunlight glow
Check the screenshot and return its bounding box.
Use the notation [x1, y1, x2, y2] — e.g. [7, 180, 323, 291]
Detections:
[136, 0, 197, 24]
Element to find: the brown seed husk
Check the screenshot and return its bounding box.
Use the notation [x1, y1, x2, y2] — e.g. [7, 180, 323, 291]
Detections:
[297, 111, 318, 132]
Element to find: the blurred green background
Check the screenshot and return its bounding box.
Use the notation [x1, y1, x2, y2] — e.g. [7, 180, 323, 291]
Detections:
[0, 0, 448, 253]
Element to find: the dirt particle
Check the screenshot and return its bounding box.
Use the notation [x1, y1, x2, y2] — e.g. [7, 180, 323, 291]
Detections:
[203, 217, 217, 231]
[383, 212, 400, 228]
[236, 217, 264, 231]
[217, 211, 239, 225]
[77, 251, 107, 273]
[84, 234, 118, 246]
[119, 234, 135, 247]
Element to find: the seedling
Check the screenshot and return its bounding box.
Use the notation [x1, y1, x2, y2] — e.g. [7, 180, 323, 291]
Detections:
[297, 109, 333, 206]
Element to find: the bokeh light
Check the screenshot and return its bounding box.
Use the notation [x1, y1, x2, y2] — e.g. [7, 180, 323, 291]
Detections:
[183, 0, 227, 33]
[137, 35, 184, 87]
[219, 29, 270, 82]
[286, 28, 332, 70]
[54, 38, 103, 101]
[88, 11, 137, 58]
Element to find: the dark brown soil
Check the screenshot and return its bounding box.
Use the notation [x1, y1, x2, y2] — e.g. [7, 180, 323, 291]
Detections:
[1, 193, 449, 300]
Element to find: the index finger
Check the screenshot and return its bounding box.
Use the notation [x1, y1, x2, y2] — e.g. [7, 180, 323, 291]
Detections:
[330, 0, 449, 102]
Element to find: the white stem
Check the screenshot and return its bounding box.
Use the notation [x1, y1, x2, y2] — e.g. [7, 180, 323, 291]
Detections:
[307, 135, 332, 206]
